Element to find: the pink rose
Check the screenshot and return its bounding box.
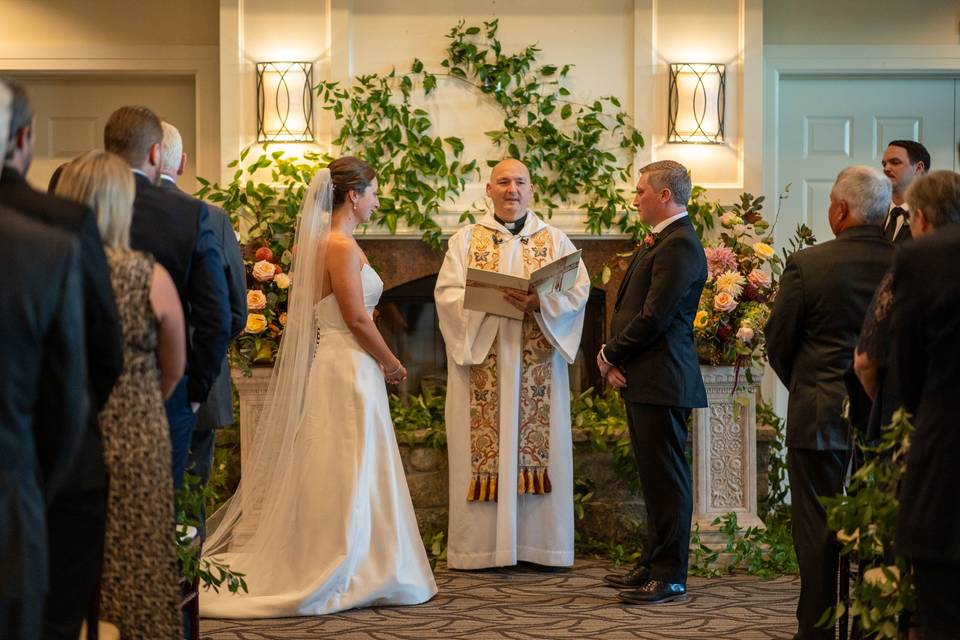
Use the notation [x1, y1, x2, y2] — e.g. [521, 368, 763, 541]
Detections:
[713, 291, 738, 313]
[736, 325, 755, 343]
[747, 268, 771, 289]
[252, 260, 275, 282]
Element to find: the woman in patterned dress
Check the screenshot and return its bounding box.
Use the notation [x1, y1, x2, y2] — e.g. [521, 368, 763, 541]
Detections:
[56, 150, 186, 639]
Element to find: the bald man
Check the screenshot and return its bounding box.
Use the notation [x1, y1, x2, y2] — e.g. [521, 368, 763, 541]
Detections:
[435, 159, 590, 569]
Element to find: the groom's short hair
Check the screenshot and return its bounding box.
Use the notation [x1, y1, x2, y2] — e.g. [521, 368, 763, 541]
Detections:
[640, 160, 691, 207]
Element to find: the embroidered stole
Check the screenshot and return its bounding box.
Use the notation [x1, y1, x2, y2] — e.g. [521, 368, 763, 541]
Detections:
[466, 224, 554, 502]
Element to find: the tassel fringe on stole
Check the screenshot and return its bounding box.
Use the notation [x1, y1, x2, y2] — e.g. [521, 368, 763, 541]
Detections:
[467, 468, 552, 503]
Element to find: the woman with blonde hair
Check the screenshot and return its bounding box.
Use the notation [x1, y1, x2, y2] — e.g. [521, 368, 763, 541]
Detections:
[56, 149, 186, 639]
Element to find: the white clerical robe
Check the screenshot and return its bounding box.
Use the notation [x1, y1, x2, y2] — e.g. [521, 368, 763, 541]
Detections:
[435, 212, 590, 569]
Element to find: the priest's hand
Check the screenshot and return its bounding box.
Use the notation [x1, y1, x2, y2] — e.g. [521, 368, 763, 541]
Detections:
[503, 288, 541, 315]
[605, 366, 627, 389]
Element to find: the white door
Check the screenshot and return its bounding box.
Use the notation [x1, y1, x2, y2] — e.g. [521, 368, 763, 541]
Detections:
[9, 74, 198, 194]
[775, 76, 958, 246]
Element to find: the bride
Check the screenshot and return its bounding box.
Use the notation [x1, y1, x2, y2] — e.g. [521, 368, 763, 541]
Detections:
[200, 157, 437, 618]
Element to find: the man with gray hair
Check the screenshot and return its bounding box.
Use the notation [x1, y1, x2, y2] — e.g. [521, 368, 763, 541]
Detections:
[159, 121, 246, 536]
[599, 160, 707, 604]
[766, 165, 893, 639]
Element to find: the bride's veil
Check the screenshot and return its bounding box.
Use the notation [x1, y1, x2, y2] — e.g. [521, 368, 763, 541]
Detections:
[204, 168, 333, 556]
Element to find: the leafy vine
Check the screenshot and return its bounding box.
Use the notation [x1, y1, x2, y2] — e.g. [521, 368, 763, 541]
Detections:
[315, 18, 644, 247]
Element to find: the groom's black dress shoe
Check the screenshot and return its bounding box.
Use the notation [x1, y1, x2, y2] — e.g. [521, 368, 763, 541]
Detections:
[618, 579, 686, 604]
[602, 564, 650, 589]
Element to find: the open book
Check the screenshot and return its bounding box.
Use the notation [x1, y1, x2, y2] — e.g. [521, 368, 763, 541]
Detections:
[463, 250, 582, 320]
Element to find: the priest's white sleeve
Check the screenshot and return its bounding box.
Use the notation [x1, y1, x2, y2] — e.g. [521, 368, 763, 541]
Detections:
[434, 227, 499, 366]
[534, 232, 590, 364]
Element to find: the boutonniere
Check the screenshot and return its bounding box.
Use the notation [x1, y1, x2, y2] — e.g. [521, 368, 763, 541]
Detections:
[643, 232, 658, 248]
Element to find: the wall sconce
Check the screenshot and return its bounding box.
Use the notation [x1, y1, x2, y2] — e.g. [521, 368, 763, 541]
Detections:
[256, 61, 315, 143]
[668, 63, 725, 144]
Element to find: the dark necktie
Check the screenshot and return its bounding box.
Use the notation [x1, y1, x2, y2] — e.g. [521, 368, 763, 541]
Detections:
[884, 207, 906, 242]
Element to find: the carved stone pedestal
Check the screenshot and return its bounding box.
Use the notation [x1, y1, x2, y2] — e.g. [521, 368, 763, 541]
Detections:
[229, 366, 273, 543]
[692, 366, 764, 550]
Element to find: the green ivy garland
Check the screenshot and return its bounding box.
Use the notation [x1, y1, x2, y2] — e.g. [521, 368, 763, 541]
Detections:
[316, 18, 645, 247]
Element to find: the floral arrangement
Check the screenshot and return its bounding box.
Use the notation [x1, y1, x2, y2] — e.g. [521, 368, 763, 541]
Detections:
[197, 146, 325, 370]
[693, 193, 785, 369]
[237, 245, 291, 367]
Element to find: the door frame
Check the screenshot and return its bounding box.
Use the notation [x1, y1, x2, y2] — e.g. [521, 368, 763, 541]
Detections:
[763, 44, 960, 234]
[761, 43, 960, 421]
[0, 43, 219, 189]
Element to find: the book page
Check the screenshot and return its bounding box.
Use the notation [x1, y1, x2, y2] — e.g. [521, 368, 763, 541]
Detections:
[463, 268, 528, 319]
[529, 250, 582, 295]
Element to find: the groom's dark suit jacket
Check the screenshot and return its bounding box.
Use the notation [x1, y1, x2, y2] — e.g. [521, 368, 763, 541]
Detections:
[605, 216, 708, 408]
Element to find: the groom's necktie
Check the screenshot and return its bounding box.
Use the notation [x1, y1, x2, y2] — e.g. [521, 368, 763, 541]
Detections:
[884, 207, 906, 242]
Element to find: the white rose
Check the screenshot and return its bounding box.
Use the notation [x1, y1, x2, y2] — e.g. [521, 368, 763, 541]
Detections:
[736, 325, 755, 343]
[274, 272, 291, 289]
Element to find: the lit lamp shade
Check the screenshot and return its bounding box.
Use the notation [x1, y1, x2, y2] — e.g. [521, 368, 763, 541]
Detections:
[256, 62, 315, 143]
[668, 63, 725, 144]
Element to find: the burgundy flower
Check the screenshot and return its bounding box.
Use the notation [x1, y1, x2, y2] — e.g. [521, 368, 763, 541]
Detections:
[717, 324, 734, 340]
[742, 284, 760, 301]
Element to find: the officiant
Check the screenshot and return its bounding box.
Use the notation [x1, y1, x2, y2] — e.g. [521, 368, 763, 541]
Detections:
[435, 158, 589, 570]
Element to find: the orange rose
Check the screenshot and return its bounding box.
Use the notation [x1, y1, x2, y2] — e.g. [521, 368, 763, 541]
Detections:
[246, 290, 267, 311]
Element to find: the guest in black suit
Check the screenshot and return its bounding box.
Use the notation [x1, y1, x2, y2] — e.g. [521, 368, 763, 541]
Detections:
[104, 105, 231, 488]
[0, 76, 124, 640]
[1, 207, 88, 640]
[854, 171, 960, 447]
[887, 173, 960, 640]
[766, 166, 893, 640]
[598, 160, 707, 605]
[159, 121, 246, 531]
[880, 140, 929, 244]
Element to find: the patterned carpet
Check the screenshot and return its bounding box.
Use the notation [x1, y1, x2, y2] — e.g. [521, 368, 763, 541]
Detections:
[200, 559, 800, 639]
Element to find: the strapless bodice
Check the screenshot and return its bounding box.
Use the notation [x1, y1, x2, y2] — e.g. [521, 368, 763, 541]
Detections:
[314, 264, 383, 334]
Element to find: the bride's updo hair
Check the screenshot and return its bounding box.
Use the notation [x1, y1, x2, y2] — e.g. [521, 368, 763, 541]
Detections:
[329, 156, 376, 207]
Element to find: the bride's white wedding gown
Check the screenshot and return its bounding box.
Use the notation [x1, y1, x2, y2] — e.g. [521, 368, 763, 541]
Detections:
[200, 264, 437, 618]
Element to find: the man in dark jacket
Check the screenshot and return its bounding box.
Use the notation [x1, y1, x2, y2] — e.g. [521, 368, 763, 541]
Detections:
[890, 200, 960, 640]
[766, 165, 893, 640]
[599, 160, 707, 605]
[0, 207, 88, 640]
[159, 121, 246, 532]
[0, 76, 123, 640]
[104, 105, 231, 488]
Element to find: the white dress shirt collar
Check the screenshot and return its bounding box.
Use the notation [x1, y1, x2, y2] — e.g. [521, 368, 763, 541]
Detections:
[651, 211, 688, 234]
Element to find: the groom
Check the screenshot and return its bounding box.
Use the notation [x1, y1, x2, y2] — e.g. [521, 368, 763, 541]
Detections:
[598, 160, 707, 604]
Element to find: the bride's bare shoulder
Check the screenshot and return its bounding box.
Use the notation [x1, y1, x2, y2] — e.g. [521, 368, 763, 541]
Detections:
[324, 232, 363, 267]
